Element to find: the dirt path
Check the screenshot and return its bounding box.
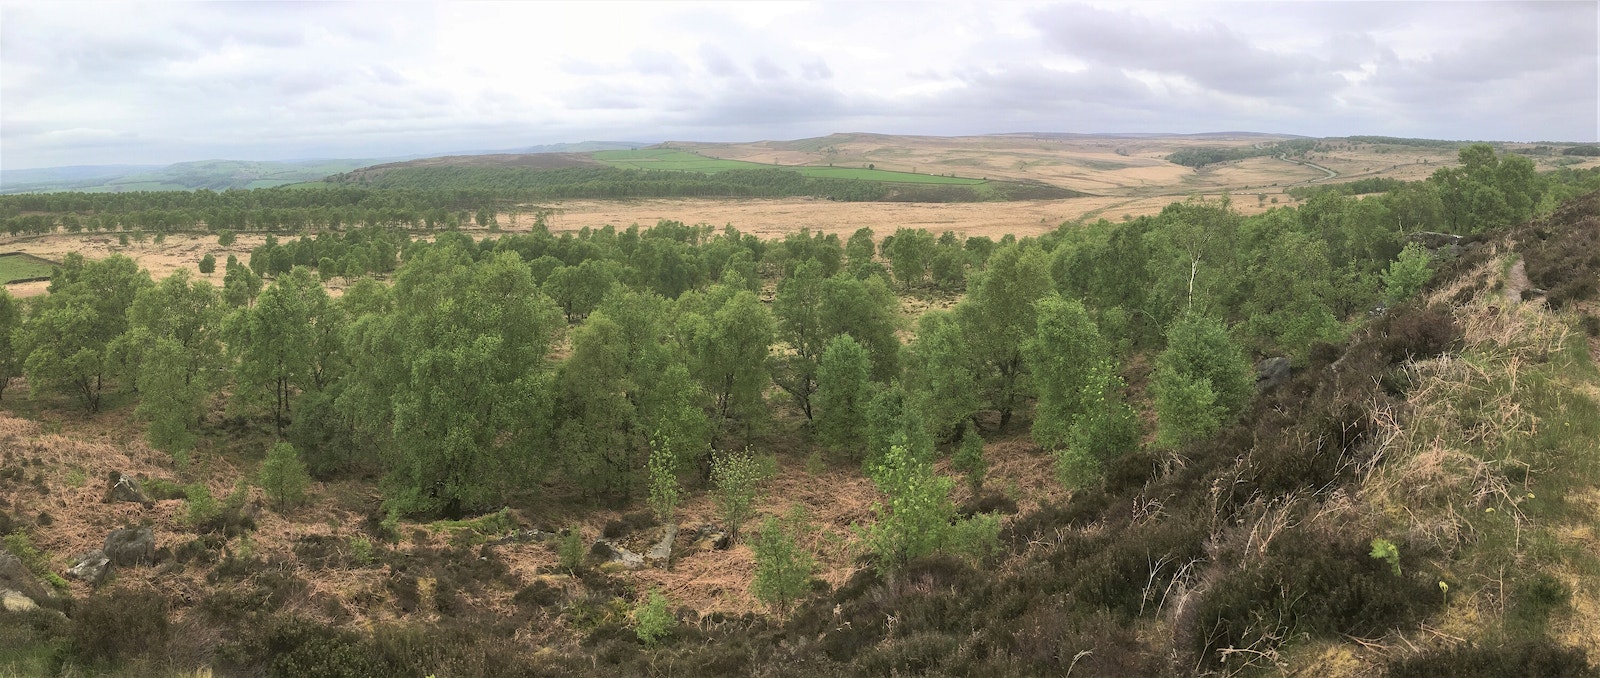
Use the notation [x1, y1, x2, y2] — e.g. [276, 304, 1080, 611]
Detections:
[1506, 258, 1532, 304]
[1276, 153, 1339, 184]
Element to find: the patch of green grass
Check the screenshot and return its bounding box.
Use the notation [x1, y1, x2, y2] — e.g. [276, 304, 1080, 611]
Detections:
[593, 149, 767, 172]
[429, 507, 517, 538]
[795, 166, 983, 184]
[0, 254, 55, 283]
[594, 148, 987, 185]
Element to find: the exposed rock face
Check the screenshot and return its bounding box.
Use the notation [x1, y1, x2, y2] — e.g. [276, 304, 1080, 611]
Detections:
[0, 553, 50, 607]
[645, 524, 679, 567]
[67, 550, 111, 586]
[104, 527, 156, 566]
[1255, 357, 1292, 392]
[1406, 231, 1464, 257]
[691, 524, 731, 551]
[102, 471, 153, 507]
[492, 529, 557, 546]
[590, 539, 644, 571]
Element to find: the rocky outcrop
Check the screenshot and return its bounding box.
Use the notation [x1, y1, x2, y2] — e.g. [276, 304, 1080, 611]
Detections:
[590, 539, 644, 571]
[67, 550, 111, 586]
[0, 553, 51, 608]
[1255, 357, 1292, 392]
[1406, 231, 1464, 257]
[645, 524, 678, 567]
[491, 528, 557, 546]
[691, 524, 730, 551]
[104, 527, 156, 566]
[102, 471, 153, 507]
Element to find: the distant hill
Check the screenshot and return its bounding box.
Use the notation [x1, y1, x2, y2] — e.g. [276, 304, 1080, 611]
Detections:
[0, 158, 379, 194]
[334, 153, 607, 184]
[0, 141, 649, 194]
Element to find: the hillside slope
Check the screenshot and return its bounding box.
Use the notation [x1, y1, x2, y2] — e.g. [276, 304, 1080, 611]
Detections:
[1, 193, 1598, 677]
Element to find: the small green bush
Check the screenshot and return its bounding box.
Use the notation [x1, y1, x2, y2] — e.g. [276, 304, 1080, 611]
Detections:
[558, 526, 586, 573]
[952, 425, 987, 491]
[751, 510, 816, 614]
[350, 537, 374, 567]
[633, 588, 674, 645]
[3, 532, 50, 578]
[185, 483, 219, 527]
[1369, 537, 1400, 575]
[258, 441, 311, 509]
[711, 448, 774, 542]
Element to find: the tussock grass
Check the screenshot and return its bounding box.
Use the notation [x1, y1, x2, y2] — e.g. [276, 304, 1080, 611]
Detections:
[1361, 293, 1600, 667]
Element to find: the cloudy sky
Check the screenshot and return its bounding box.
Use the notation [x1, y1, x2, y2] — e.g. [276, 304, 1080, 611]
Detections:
[2, 1, 1595, 169]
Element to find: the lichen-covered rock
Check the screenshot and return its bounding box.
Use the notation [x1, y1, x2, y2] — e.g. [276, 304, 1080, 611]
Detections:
[1255, 356, 1292, 392]
[104, 527, 156, 566]
[0, 553, 50, 606]
[646, 524, 678, 567]
[68, 549, 111, 586]
[102, 471, 153, 507]
[590, 539, 644, 571]
[692, 524, 730, 551]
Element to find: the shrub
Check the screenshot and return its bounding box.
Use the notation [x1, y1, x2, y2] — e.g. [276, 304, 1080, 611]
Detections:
[198, 253, 216, 274]
[1190, 531, 1438, 671]
[646, 429, 679, 524]
[350, 537, 374, 567]
[1369, 537, 1400, 575]
[1387, 641, 1591, 678]
[751, 509, 816, 614]
[633, 588, 674, 645]
[952, 424, 987, 491]
[710, 448, 773, 542]
[3, 532, 51, 580]
[558, 526, 586, 573]
[185, 483, 219, 527]
[858, 443, 999, 571]
[70, 588, 170, 663]
[1380, 304, 1461, 363]
[1382, 242, 1434, 304]
[258, 441, 311, 509]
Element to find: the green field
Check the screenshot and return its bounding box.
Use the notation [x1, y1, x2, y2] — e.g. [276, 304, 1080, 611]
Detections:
[0, 253, 56, 283]
[796, 166, 984, 184]
[592, 149, 768, 172]
[593, 149, 987, 185]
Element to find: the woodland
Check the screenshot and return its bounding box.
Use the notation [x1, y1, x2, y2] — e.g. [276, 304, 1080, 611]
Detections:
[0, 144, 1598, 676]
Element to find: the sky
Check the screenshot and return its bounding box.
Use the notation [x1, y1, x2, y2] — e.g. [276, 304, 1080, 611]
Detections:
[2, 1, 1596, 170]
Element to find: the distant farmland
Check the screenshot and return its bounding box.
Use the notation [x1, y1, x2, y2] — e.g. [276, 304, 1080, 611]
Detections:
[594, 149, 987, 185]
[0, 253, 56, 283]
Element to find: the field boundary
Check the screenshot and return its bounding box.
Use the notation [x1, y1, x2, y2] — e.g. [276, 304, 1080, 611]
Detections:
[0, 251, 59, 284]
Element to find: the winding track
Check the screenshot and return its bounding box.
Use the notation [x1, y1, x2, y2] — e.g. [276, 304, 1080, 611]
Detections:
[1276, 153, 1339, 184]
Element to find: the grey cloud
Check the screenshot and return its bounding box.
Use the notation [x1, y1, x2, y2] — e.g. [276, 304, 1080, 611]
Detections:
[630, 50, 684, 77]
[699, 45, 743, 79]
[801, 59, 833, 80]
[752, 57, 787, 81]
[1031, 4, 1346, 98]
